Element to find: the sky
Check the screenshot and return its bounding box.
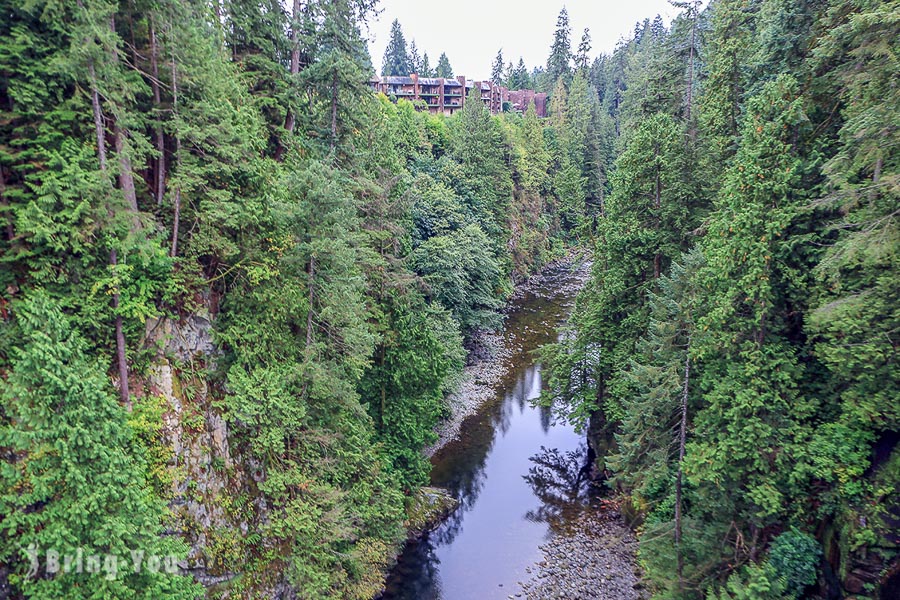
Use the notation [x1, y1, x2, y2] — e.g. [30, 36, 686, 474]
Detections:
[364, 0, 698, 80]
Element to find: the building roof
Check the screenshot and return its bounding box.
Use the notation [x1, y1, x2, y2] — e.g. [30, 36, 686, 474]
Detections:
[381, 76, 415, 84]
[418, 77, 443, 85]
[444, 79, 462, 87]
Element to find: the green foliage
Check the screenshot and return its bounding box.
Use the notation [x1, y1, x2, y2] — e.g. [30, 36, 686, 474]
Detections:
[382, 19, 411, 76]
[546, 7, 573, 88]
[0, 292, 199, 599]
[360, 298, 463, 490]
[706, 562, 788, 600]
[435, 52, 453, 78]
[546, 0, 898, 596]
[413, 224, 503, 335]
[767, 530, 821, 598]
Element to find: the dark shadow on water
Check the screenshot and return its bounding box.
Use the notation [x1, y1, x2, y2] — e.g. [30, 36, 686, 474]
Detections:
[522, 442, 595, 531]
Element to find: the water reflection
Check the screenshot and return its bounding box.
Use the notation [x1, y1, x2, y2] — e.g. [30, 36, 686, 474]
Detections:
[380, 264, 586, 600]
[523, 443, 593, 530]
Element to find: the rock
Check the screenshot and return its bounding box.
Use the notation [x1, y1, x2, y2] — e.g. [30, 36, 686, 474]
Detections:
[405, 486, 458, 539]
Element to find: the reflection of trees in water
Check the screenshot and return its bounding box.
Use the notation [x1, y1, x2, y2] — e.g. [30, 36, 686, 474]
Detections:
[498, 364, 541, 436]
[431, 365, 546, 547]
[539, 403, 552, 434]
[381, 538, 441, 600]
[432, 447, 488, 547]
[523, 443, 593, 530]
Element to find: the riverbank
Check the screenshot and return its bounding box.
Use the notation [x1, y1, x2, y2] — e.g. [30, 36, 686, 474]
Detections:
[424, 250, 592, 457]
[516, 503, 647, 600]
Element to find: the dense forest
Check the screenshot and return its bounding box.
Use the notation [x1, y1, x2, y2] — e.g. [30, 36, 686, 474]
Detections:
[540, 0, 899, 598]
[0, 0, 896, 598]
[0, 0, 595, 598]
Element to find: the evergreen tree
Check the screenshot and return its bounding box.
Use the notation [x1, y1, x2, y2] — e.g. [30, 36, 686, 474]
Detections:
[611, 250, 705, 594]
[575, 28, 592, 72]
[546, 7, 573, 87]
[491, 48, 505, 83]
[697, 0, 761, 190]
[408, 39, 422, 73]
[420, 52, 433, 77]
[803, 0, 900, 555]
[435, 52, 454, 78]
[300, 0, 377, 152]
[509, 58, 532, 89]
[381, 19, 411, 75]
[0, 292, 199, 599]
[687, 75, 818, 554]
[448, 87, 512, 238]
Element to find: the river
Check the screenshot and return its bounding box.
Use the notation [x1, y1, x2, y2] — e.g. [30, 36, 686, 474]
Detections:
[380, 261, 612, 600]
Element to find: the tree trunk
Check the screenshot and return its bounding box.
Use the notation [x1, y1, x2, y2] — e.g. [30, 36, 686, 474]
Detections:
[89, 62, 108, 172]
[81, 8, 135, 406]
[275, 0, 302, 162]
[330, 70, 339, 153]
[379, 344, 386, 433]
[170, 47, 182, 257]
[654, 148, 662, 279]
[685, 1, 698, 141]
[110, 249, 131, 406]
[150, 19, 166, 205]
[306, 255, 316, 348]
[114, 124, 139, 216]
[675, 335, 691, 592]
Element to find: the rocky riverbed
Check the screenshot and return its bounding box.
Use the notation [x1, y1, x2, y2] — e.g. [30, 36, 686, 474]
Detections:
[425, 250, 592, 457]
[515, 505, 647, 600]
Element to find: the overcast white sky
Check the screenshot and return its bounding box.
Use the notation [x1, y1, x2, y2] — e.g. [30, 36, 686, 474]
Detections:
[364, 0, 700, 79]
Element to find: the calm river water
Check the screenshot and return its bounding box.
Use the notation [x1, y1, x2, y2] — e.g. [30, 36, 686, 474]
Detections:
[381, 264, 596, 600]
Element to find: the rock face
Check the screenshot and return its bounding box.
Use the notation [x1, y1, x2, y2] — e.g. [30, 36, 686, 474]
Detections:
[143, 309, 253, 590]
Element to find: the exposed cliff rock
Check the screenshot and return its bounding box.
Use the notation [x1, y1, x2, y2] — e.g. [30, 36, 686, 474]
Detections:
[143, 310, 255, 592]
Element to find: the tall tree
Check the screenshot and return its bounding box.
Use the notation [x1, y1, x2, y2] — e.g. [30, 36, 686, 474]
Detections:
[381, 19, 411, 75]
[687, 75, 819, 564]
[509, 58, 532, 89]
[576, 28, 592, 72]
[420, 52, 433, 77]
[491, 48, 505, 83]
[546, 7, 573, 88]
[408, 38, 422, 73]
[435, 52, 454, 78]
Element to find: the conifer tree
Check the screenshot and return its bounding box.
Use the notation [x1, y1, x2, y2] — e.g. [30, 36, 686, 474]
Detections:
[697, 0, 760, 191]
[0, 292, 199, 599]
[435, 52, 454, 78]
[508, 58, 532, 89]
[806, 0, 900, 519]
[688, 75, 818, 540]
[546, 7, 573, 88]
[491, 48, 505, 83]
[448, 87, 511, 240]
[381, 19, 411, 75]
[408, 39, 422, 73]
[575, 28, 592, 72]
[420, 52, 433, 77]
